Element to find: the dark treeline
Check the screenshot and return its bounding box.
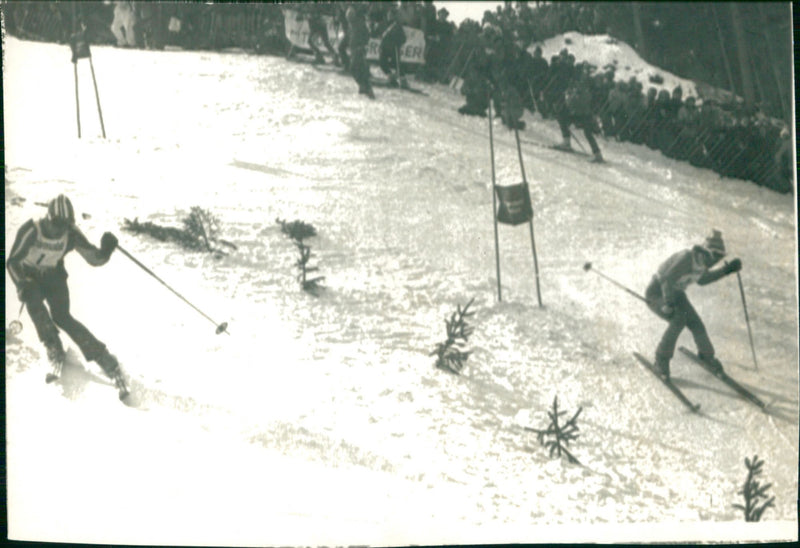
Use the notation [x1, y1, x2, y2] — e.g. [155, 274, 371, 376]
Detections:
[2, 1, 793, 193]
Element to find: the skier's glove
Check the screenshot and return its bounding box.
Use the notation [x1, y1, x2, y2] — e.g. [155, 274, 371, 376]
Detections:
[101, 232, 118, 256]
[17, 280, 36, 303]
[725, 258, 742, 274]
[660, 304, 674, 318]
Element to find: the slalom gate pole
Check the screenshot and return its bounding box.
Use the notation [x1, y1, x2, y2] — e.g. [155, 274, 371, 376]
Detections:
[74, 62, 81, 138]
[488, 93, 502, 302]
[457, 48, 475, 79]
[735, 270, 759, 371]
[444, 42, 464, 78]
[116, 245, 229, 335]
[583, 262, 651, 305]
[514, 127, 543, 307]
[395, 47, 402, 83]
[88, 57, 106, 138]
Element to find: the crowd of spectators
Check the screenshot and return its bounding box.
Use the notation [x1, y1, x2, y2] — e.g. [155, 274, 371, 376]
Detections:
[455, 23, 791, 191]
[3, 1, 792, 193]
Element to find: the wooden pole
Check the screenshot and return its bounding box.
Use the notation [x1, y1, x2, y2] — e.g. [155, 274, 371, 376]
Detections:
[728, 2, 756, 109]
[711, 4, 737, 96]
[514, 127, 542, 307]
[758, 7, 788, 121]
[88, 57, 106, 138]
[74, 62, 81, 138]
[488, 94, 502, 302]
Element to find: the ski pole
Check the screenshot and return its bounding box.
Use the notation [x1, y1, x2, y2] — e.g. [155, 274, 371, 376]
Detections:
[8, 302, 25, 335]
[734, 269, 758, 371]
[74, 61, 81, 138]
[569, 128, 587, 154]
[116, 245, 229, 335]
[583, 262, 651, 304]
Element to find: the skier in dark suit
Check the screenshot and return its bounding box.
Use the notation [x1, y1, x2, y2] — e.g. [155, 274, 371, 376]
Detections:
[6, 194, 128, 396]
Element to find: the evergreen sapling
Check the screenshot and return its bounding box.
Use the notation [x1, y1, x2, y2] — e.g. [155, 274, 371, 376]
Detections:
[277, 218, 325, 296]
[525, 396, 583, 465]
[123, 206, 236, 256]
[733, 455, 775, 522]
[431, 298, 475, 375]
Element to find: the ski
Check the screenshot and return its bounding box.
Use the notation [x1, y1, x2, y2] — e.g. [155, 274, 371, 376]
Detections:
[678, 347, 766, 409]
[633, 352, 701, 413]
[370, 79, 427, 95]
[43, 356, 131, 403]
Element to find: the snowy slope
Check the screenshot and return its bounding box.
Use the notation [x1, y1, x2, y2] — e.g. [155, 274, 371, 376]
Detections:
[4, 36, 797, 545]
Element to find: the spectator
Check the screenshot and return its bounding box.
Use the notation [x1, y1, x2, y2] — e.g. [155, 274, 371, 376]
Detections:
[457, 47, 491, 117]
[346, 3, 374, 98]
[137, 2, 165, 49]
[432, 8, 456, 83]
[527, 46, 549, 116]
[378, 8, 407, 87]
[335, 3, 350, 70]
[110, 0, 137, 47]
[419, 1, 437, 81]
[603, 81, 626, 137]
[670, 96, 700, 160]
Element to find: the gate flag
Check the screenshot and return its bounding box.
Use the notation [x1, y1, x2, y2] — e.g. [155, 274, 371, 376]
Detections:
[495, 182, 533, 226]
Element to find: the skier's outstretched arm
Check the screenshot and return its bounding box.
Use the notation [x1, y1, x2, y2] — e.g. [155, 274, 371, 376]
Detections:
[698, 258, 741, 285]
[73, 227, 118, 266]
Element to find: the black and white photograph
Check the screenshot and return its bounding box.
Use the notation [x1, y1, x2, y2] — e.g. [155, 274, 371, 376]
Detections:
[3, 1, 797, 545]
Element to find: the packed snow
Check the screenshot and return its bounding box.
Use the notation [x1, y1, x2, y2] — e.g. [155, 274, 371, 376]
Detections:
[539, 31, 699, 97]
[3, 33, 797, 546]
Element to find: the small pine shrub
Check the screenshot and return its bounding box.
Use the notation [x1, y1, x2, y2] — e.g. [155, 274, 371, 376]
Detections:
[123, 206, 236, 256]
[276, 218, 325, 296]
[525, 396, 583, 465]
[733, 455, 775, 522]
[431, 298, 475, 375]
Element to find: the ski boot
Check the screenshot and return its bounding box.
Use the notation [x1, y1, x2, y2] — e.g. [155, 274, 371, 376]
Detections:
[698, 353, 724, 375]
[552, 138, 573, 152]
[654, 355, 670, 379]
[97, 351, 130, 400]
[45, 346, 66, 384]
[590, 152, 605, 163]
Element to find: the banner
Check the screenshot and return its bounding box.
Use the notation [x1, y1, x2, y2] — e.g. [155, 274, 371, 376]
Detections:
[283, 9, 425, 65]
[495, 183, 533, 226]
[366, 27, 425, 65]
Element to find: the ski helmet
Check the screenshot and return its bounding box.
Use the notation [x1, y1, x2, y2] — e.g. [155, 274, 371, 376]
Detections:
[47, 194, 75, 226]
[702, 229, 726, 258]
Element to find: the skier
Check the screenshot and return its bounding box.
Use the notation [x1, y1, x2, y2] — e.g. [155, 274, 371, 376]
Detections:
[644, 229, 742, 378]
[552, 64, 604, 162]
[346, 3, 374, 99]
[377, 8, 407, 88]
[306, 5, 340, 66]
[6, 194, 129, 396]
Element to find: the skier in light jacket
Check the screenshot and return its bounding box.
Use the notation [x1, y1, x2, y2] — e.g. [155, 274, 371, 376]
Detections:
[644, 229, 742, 377]
[6, 194, 128, 396]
